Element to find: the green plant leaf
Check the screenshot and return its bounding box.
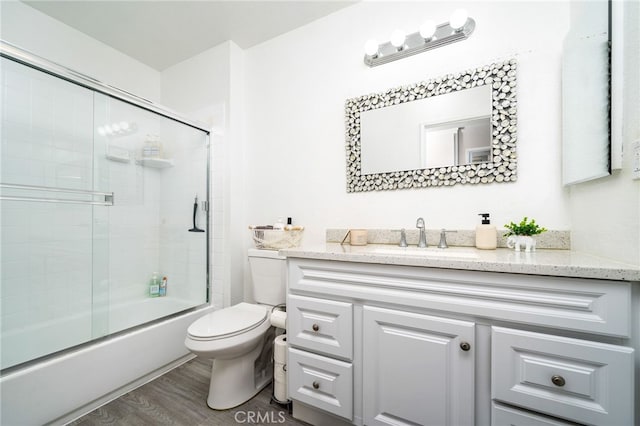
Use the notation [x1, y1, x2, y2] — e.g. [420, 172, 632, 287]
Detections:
[504, 217, 547, 236]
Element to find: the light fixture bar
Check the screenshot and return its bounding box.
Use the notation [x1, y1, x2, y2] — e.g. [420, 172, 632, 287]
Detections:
[364, 19, 475, 67]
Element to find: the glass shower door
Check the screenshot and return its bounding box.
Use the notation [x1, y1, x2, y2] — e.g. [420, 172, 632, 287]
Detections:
[93, 93, 208, 334]
[0, 57, 109, 369]
[1, 54, 208, 371]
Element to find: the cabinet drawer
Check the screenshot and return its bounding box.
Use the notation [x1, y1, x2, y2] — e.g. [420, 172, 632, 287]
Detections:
[492, 402, 578, 426]
[288, 347, 353, 420]
[492, 327, 634, 426]
[287, 294, 353, 359]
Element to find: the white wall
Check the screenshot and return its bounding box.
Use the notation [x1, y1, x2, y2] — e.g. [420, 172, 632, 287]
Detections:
[243, 1, 571, 246]
[0, 0, 161, 102]
[228, 43, 249, 305]
[567, 0, 640, 266]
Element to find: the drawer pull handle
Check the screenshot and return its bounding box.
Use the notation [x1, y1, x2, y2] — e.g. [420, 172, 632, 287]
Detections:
[312, 381, 320, 389]
[551, 375, 566, 387]
[312, 324, 320, 332]
[460, 341, 471, 351]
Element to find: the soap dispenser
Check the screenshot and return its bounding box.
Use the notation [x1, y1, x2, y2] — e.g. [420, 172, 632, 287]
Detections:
[476, 213, 497, 250]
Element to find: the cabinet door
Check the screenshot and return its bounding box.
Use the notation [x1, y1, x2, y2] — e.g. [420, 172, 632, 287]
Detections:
[363, 306, 475, 426]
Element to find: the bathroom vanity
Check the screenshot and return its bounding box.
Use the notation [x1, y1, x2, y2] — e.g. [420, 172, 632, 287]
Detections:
[282, 244, 640, 426]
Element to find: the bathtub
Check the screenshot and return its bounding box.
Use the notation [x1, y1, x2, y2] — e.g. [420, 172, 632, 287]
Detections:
[0, 300, 214, 425]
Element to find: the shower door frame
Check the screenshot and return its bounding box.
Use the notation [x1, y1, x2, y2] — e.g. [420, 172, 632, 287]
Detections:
[0, 40, 212, 370]
[0, 40, 209, 132]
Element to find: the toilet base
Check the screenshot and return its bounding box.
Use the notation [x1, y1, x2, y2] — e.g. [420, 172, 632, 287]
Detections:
[207, 329, 274, 410]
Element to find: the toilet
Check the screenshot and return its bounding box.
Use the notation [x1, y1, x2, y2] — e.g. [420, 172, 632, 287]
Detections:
[185, 249, 286, 410]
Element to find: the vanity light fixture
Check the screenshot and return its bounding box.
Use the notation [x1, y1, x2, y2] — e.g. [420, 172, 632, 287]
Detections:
[363, 9, 475, 67]
[390, 29, 406, 51]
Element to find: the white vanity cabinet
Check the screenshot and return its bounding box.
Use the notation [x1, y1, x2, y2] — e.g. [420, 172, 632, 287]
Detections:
[285, 257, 635, 426]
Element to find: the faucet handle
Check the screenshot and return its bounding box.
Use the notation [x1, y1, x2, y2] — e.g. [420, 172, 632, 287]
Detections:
[438, 229, 458, 249]
[399, 228, 408, 247]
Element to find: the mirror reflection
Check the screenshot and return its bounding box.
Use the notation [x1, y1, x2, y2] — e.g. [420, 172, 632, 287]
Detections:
[361, 85, 491, 174]
[561, 0, 611, 185]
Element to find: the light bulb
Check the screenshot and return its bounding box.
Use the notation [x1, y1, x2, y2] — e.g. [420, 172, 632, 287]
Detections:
[390, 29, 406, 49]
[364, 39, 379, 57]
[450, 9, 468, 31]
[419, 20, 437, 40]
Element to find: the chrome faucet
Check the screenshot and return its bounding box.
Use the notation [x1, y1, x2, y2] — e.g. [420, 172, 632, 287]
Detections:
[438, 229, 457, 249]
[416, 217, 427, 248]
[399, 228, 408, 247]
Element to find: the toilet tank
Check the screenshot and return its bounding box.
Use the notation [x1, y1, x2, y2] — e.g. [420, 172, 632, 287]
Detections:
[248, 249, 286, 306]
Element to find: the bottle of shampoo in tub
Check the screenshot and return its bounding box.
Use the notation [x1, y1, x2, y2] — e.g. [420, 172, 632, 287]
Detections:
[159, 276, 167, 297]
[475, 213, 497, 250]
[149, 272, 160, 297]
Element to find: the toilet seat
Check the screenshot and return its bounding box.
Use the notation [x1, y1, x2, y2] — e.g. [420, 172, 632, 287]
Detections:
[187, 303, 268, 341]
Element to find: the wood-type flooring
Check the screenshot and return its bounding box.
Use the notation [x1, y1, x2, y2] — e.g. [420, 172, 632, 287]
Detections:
[69, 357, 307, 426]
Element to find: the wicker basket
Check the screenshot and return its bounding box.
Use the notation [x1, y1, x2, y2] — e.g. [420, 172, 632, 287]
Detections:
[250, 227, 304, 250]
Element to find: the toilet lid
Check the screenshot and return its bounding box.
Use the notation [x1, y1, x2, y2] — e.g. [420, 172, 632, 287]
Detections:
[187, 303, 268, 340]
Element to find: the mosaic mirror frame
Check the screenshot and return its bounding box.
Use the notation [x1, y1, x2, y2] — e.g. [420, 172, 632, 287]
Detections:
[345, 59, 518, 192]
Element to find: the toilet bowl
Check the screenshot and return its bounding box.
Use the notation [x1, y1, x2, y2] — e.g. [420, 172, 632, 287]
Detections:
[185, 303, 275, 409]
[185, 249, 286, 410]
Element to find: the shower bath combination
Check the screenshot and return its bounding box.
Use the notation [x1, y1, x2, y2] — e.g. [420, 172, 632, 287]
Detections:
[0, 40, 210, 372]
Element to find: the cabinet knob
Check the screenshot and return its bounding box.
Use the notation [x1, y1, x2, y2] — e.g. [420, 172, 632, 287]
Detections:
[312, 381, 320, 389]
[551, 375, 566, 387]
[460, 341, 471, 351]
[312, 323, 320, 332]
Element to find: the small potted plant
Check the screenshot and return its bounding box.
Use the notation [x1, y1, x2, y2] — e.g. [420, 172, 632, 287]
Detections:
[504, 217, 547, 252]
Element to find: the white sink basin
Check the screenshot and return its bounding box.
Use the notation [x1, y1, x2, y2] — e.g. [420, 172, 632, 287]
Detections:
[371, 247, 479, 259]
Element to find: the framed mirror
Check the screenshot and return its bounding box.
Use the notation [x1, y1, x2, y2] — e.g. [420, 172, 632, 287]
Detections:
[345, 59, 518, 192]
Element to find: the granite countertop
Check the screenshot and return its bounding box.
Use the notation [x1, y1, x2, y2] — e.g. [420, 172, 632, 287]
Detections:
[280, 243, 640, 282]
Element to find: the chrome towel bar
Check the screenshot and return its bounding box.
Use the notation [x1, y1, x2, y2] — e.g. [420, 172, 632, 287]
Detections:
[0, 183, 114, 206]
